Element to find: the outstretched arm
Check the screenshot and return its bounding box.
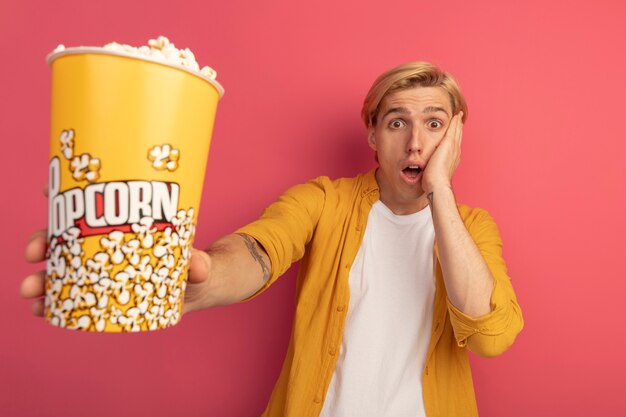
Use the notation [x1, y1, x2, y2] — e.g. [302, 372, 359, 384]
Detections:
[183, 233, 271, 313]
[21, 230, 271, 316]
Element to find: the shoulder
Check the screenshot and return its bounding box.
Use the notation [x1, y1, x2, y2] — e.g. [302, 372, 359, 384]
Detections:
[330, 170, 376, 193]
[457, 203, 496, 223]
[289, 170, 376, 199]
[456, 203, 502, 241]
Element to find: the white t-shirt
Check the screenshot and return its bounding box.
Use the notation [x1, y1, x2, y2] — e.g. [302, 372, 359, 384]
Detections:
[320, 200, 436, 417]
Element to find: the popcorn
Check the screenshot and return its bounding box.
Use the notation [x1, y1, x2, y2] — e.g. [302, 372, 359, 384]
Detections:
[121, 238, 142, 266]
[70, 153, 101, 183]
[60, 129, 74, 159]
[100, 231, 125, 265]
[102, 36, 217, 80]
[46, 241, 67, 278]
[147, 144, 180, 171]
[58, 130, 103, 184]
[45, 208, 196, 332]
[52, 36, 218, 81]
[131, 217, 156, 249]
[200, 66, 217, 79]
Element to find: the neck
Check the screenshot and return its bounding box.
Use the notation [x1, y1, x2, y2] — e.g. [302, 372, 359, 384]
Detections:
[375, 169, 430, 215]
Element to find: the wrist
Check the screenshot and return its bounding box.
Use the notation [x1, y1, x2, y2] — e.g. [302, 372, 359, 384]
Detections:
[425, 183, 455, 209]
[423, 180, 452, 196]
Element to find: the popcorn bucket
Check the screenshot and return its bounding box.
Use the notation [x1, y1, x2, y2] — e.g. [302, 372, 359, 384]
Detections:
[45, 48, 224, 332]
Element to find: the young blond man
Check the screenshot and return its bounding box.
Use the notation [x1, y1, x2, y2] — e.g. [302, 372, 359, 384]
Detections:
[22, 61, 523, 416]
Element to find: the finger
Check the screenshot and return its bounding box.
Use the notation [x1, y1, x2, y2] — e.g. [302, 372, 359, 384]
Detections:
[31, 298, 45, 317]
[20, 271, 46, 299]
[25, 229, 48, 263]
[457, 112, 464, 147]
[43, 183, 49, 198]
[444, 112, 462, 143]
[444, 116, 456, 140]
[188, 248, 211, 283]
[447, 112, 461, 149]
[182, 301, 191, 315]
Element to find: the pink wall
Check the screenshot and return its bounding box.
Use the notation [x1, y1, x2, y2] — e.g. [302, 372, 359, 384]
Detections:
[2, 0, 625, 416]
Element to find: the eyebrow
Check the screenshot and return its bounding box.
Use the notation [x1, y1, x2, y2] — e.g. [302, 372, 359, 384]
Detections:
[422, 106, 450, 117]
[381, 107, 410, 119]
[381, 106, 449, 120]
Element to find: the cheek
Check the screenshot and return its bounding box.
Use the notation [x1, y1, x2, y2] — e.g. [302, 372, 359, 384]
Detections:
[426, 131, 446, 148]
[375, 141, 400, 160]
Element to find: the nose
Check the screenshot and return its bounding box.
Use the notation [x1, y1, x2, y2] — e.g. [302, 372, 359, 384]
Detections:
[406, 125, 423, 154]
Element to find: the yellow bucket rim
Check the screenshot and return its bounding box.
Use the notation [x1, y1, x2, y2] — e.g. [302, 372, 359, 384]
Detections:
[47, 47, 225, 99]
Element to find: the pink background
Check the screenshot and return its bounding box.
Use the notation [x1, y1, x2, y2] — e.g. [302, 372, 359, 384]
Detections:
[1, 0, 625, 416]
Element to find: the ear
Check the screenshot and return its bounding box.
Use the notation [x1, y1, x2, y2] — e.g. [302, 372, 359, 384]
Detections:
[367, 128, 377, 151]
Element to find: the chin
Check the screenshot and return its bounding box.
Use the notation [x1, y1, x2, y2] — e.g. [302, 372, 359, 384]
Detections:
[397, 184, 424, 200]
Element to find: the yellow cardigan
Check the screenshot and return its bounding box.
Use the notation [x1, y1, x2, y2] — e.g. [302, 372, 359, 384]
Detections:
[237, 169, 524, 417]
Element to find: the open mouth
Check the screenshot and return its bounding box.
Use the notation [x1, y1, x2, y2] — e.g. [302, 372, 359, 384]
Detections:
[402, 166, 423, 180]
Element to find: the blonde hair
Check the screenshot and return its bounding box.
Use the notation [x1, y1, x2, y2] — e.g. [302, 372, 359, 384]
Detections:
[361, 61, 468, 128]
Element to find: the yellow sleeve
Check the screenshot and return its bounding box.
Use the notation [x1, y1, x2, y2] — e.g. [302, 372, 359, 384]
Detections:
[234, 177, 327, 301]
[446, 208, 524, 357]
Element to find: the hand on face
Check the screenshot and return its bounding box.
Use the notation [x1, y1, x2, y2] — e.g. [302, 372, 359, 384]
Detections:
[421, 111, 463, 195]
